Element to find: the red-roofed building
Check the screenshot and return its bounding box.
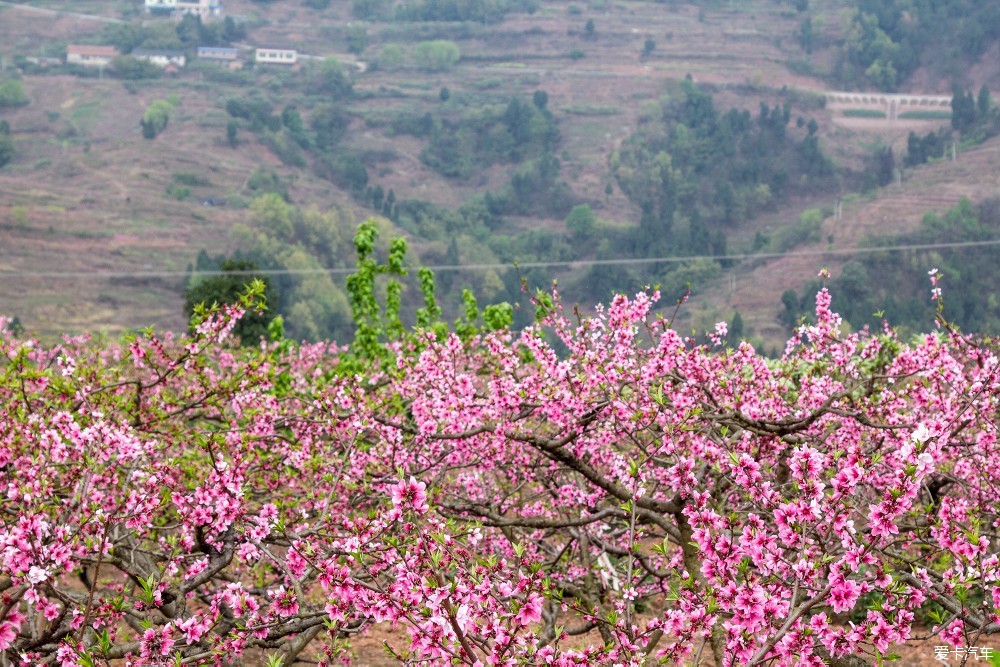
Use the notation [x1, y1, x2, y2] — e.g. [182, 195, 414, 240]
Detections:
[66, 45, 120, 67]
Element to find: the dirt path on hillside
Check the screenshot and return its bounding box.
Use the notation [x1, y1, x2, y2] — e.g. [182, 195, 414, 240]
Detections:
[0, 0, 123, 23]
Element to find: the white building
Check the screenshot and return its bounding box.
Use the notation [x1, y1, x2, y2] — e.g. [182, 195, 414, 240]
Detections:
[197, 46, 239, 61]
[145, 0, 223, 18]
[132, 49, 187, 68]
[255, 47, 298, 65]
[66, 45, 119, 67]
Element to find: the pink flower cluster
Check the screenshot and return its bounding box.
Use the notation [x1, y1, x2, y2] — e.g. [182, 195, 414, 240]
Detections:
[0, 284, 998, 665]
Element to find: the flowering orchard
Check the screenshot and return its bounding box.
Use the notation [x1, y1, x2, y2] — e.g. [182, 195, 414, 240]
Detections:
[2, 253, 1000, 666]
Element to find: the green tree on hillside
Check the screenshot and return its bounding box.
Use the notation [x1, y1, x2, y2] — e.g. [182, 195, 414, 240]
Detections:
[246, 168, 290, 201]
[406, 94, 558, 181]
[281, 105, 307, 138]
[353, 0, 390, 19]
[951, 86, 976, 133]
[978, 85, 993, 117]
[611, 79, 834, 262]
[346, 23, 368, 54]
[379, 44, 403, 70]
[905, 128, 949, 166]
[310, 104, 351, 151]
[184, 258, 276, 345]
[566, 203, 596, 238]
[103, 23, 152, 54]
[729, 311, 744, 341]
[0, 80, 29, 108]
[0, 125, 14, 168]
[413, 40, 460, 71]
[393, 0, 513, 23]
[229, 197, 356, 341]
[222, 17, 246, 42]
[176, 14, 203, 45]
[140, 99, 174, 139]
[837, 1, 1000, 91]
[307, 58, 353, 99]
[799, 17, 813, 54]
[112, 56, 163, 80]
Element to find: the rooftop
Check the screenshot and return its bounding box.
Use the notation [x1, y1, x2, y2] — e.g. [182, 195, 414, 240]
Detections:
[132, 49, 186, 56]
[67, 45, 119, 57]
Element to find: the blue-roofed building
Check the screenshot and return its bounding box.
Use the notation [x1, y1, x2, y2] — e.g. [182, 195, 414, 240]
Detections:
[197, 46, 239, 61]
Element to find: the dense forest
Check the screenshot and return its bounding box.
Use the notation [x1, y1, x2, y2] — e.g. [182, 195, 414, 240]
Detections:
[610, 78, 833, 256]
[834, 0, 1000, 90]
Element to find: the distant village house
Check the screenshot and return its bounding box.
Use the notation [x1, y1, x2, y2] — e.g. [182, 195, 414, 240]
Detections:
[66, 45, 120, 67]
[25, 56, 63, 68]
[132, 49, 187, 68]
[255, 47, 298, 65]
[197, 46, 239, 61]
[145, 0, 223, 18]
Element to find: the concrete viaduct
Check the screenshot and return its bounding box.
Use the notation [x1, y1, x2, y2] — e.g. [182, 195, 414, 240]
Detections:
[825, 91, 952, 121]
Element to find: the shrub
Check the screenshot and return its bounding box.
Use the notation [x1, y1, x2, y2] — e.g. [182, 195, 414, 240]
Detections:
[842, 108, 887, 118]
[413, 40, 460, 71]
[0, 79, 29, 107]
[140, 99, 174, 139]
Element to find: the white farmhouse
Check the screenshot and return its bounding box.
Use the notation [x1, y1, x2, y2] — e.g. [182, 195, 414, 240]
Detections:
[66, 45, 119, 67]
[145, 0, 223, 18]
[132, 49, 188, 68]
[255, 47, 298, 65]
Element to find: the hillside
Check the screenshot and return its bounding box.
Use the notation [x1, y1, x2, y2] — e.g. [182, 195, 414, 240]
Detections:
[0, 0, 997, 344]
[684, 134, 1000, 344]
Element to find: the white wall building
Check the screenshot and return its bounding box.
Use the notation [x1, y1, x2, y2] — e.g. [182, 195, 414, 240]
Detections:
[66, 45, 119, 67]
[145, 0, 223, 18]
[255, 47, 298, 65]
[131, 49, 188, 68]
[197, 46, 239, 61]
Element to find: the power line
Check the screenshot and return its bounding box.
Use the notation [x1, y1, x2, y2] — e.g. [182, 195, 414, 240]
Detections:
[1, 238, 999, 280]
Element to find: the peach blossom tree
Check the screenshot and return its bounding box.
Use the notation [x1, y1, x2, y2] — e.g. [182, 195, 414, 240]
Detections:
[1, 227, 998, 666]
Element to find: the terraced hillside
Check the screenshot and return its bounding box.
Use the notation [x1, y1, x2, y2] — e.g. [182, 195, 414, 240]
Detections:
[0, 0, 993, 342]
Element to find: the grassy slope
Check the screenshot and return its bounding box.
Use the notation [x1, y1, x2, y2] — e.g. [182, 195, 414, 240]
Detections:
[0, 0, 994, 343]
